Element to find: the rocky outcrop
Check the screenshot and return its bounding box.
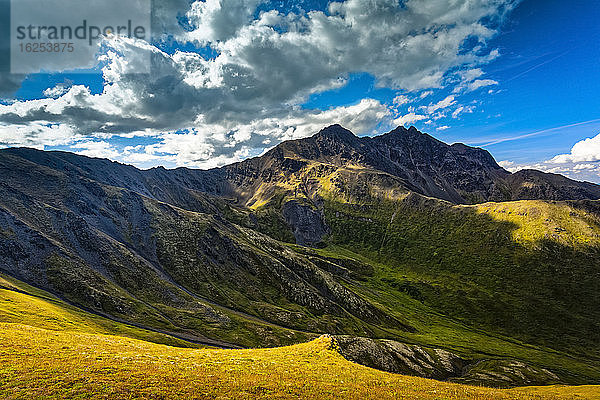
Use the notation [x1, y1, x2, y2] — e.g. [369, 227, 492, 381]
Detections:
[282, 200, 330, 246]
[453, 359, 562, 388]
[335, 336, 465, 380]
[334, 336, 562, 388]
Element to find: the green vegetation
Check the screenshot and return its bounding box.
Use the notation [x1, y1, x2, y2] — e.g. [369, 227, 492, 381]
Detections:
[0, 272, 198, 347]
[1, 322, 598, 399]
[304, 193, 600, 383]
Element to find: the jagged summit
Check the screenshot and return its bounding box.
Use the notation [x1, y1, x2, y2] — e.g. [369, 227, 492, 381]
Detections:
[314, 124, 356, 140]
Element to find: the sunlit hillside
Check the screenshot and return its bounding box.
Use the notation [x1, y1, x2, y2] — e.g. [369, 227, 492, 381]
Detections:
[0, 273, 201, 347]
[1, 323, 599, 400]
[0, 274, 598, 399]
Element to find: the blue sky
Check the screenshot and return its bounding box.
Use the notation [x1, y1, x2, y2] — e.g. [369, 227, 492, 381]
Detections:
[1, 0, 599, 181]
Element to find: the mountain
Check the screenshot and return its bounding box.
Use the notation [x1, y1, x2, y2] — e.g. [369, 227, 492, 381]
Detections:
[214, 124, 600, 244]
[218, 124, 600, 205]
[1, 125, 600, 387]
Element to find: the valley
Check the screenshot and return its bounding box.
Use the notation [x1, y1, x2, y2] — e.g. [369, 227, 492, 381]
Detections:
[1, 125, 600, 393]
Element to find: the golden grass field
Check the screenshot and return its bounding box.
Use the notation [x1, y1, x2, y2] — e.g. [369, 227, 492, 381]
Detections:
[1, 323, 599, 400]
[1, 273, 600, 399]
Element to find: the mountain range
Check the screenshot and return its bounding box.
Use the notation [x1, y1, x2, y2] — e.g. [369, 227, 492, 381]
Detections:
[1, 125, 600, 387]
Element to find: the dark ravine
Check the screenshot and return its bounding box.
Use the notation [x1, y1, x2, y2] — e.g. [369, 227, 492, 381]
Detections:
[1, 124, 600, 387]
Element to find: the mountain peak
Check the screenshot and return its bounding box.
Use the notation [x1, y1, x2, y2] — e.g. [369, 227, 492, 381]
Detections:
[377, 125, 443, 148]
[387, 125, 420, 135]
[314, 124, 356, 141]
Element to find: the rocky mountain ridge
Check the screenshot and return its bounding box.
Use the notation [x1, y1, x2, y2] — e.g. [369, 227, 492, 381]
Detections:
[219, 124, 600, 205]
[3, 125, 599, 211]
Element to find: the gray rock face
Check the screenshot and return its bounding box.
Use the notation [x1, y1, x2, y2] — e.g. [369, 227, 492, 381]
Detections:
[453, 359, 562, 388]
[334, 336, 562, 388]
[282, 200, 330, 246]
[335, 336, 465, 380]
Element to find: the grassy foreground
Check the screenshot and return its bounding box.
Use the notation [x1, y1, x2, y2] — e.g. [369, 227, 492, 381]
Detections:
[0, 323, 598, 400]
[0, 273, 599, 399]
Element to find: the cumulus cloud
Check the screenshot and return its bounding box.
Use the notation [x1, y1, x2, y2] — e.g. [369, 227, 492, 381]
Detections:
[72, 140, 122, 159]
[550, 132, 600, 164]
[0, 122, 76, 149]
[43, 84, 73, 98]
[185, 0, 264, 43]
[498, 133, 600, 183]
[497, 160, 516, 170]
[0, 0, 519, 167]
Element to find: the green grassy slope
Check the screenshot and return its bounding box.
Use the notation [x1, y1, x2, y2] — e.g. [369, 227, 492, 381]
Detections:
[322, 195, 600, 350]
[0, 272, 198, 347]
[296, 192, 600, 382]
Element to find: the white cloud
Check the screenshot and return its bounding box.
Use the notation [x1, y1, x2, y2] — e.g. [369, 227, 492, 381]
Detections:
[0, 122, 76, 149]
[437, 125, 450, 131]
[43, 84, 72, 98]
[467, 79, 498, 92]
[459, 68, 484, 82]
[393, 95, 410, 106]
[185, 0, 263, 43]
[550, 132, 600, 164]
[426, 95, 456, 113]
[72, 140, 122, 159]
[393, 112, 427, 127]
[453, 67, 498, 93]
[0, 0, 519, 167]
[419, 90, 434, 99]
[451, 105, 475, 119]
[497, 160, 516, 171]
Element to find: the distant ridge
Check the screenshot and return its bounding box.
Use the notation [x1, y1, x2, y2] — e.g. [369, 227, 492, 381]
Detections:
[3, 125, 599, 206]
